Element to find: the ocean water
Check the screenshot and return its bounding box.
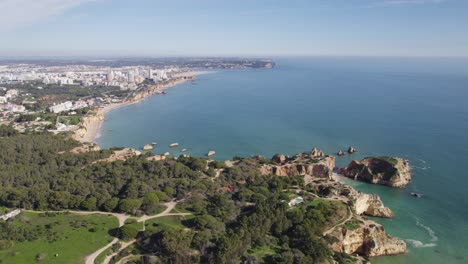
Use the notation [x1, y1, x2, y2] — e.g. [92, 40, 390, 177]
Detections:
[97, 57, 468, 263]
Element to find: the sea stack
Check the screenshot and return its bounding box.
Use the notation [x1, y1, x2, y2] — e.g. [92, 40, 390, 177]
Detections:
[208, 150, 216, 156]
[348, 146, 357, 154]
[337, 150, 345, 156]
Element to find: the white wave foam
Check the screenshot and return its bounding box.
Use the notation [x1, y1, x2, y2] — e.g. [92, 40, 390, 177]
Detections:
[406, 239, 437, 248]
[413, 165, 430, 170]
[416, 218, 438, 242]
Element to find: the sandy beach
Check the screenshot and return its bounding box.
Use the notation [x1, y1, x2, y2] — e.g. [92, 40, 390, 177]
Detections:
[73, 70, 212, 144]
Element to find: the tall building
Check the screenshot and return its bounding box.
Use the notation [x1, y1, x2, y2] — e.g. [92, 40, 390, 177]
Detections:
[128, 71, 135, 83]
[148, 67, 152, 79]
[107, 70, 114, 82]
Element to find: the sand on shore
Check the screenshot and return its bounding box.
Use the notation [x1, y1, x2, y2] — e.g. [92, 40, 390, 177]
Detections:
[74, 70, 212, 144]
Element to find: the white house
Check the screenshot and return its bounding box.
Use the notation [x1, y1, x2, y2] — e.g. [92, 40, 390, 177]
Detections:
[288, 197, 304, 207]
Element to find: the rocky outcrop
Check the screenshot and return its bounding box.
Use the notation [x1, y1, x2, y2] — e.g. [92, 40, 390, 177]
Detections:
[339, 157, 411, 188]
[261, 150, 335, 180]
[327, 221, 406, 257]
[311, 147, 324, 158]
[337, 150, 345, 156]
[272, 154, 287, 164]
[354, 193, 394, 218]
[348, 146, 357, 154]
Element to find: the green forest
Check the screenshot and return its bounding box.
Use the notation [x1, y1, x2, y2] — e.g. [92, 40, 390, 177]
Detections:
[0, 125, 352, 263]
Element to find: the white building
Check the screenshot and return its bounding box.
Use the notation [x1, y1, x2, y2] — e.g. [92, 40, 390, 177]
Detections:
[288, 197, 304, 207]
[0, 103, 26, 113]
[107, 70, 114, 83]
[6, 89, 18, 98]
[128, 71, 135, 83]
[49, 101, 73, 113]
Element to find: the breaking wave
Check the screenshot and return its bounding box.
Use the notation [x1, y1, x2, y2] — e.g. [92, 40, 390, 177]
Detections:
[416, 218, 438, 242]
[406, 239, 437, 248]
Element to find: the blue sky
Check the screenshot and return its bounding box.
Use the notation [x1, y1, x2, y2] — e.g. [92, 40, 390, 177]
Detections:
[1, 0, 467, 57]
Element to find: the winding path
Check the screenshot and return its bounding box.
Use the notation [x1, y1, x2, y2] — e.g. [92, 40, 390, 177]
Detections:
[85, 200, 191, 264]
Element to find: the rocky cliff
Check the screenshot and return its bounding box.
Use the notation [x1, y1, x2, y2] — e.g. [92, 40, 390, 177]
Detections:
[339, 157, 411, 187]
[72, 111, 104, 142]
[327, 221, 406, 257]
[354, 193, 394, 218]
[260, 149, 335, 180]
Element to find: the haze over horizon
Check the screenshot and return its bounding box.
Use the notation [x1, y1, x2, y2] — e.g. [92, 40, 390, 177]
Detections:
[1, 0, 467, 57]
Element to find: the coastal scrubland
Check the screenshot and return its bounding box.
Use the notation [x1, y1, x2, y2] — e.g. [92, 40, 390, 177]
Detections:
[0, 127, 404, 263]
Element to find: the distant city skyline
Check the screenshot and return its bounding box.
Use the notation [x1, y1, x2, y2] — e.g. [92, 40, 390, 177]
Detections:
[1, 0, 467, 57]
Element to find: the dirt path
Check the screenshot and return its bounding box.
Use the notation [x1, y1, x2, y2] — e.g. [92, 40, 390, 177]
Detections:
[102, 239, 136, 264]
[322, 206, 353, 236]
[86, 200, 191, 264]
[26, 201, 191, 264]
[85, 238, 119, 264]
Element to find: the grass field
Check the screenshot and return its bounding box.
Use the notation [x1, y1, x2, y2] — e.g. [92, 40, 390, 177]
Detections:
[0, 212, 118, 264]
[144, 215, 195, 233]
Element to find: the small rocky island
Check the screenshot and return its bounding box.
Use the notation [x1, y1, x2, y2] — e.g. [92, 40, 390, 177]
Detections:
[339, 157, 412, 187]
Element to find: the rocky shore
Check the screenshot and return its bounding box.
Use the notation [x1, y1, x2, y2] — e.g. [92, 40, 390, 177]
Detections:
[260, 149, 407, 258]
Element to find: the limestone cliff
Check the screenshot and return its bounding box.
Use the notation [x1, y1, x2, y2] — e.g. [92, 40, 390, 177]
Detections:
[327, 221, 406, 257]
[261, 150, 335, 180]
[354, 193, 394, 218]
[339, 157, 411, 188]
[72, 111, 104, 141]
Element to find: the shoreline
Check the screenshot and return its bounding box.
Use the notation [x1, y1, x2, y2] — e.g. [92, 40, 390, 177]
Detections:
[73, 70, 213, 144]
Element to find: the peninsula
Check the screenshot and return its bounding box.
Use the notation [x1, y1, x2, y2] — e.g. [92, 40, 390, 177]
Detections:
[0, 127, 409, 263]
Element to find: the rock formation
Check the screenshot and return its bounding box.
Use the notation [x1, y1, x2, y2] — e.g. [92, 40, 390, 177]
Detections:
[261, 150, 335, 180]
[337, 150, 345, 156]
[327, 221, 406, 257]
[311, 147, 324, 158]
[348, 146, 357, 154]
[354, 193, 394, 218]
[72, 111, 104, 142]
[272, 154, 287, 164]
[339, 157, 411, 188]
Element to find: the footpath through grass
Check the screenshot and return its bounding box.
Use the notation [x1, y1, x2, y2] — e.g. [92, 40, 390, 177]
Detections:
[0, 211, 118, 264]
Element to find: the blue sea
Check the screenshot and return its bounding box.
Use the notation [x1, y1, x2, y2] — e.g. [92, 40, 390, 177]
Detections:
[97, 57, 468, 263]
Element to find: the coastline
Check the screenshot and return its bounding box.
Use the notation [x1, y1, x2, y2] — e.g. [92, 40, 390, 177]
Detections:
[73, 70, 212, 144]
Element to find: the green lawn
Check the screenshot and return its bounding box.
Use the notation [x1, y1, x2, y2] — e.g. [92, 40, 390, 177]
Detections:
[144, 215, 195, 233]
[0, 212, 118, 264]
[247, 244, 280, 260]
